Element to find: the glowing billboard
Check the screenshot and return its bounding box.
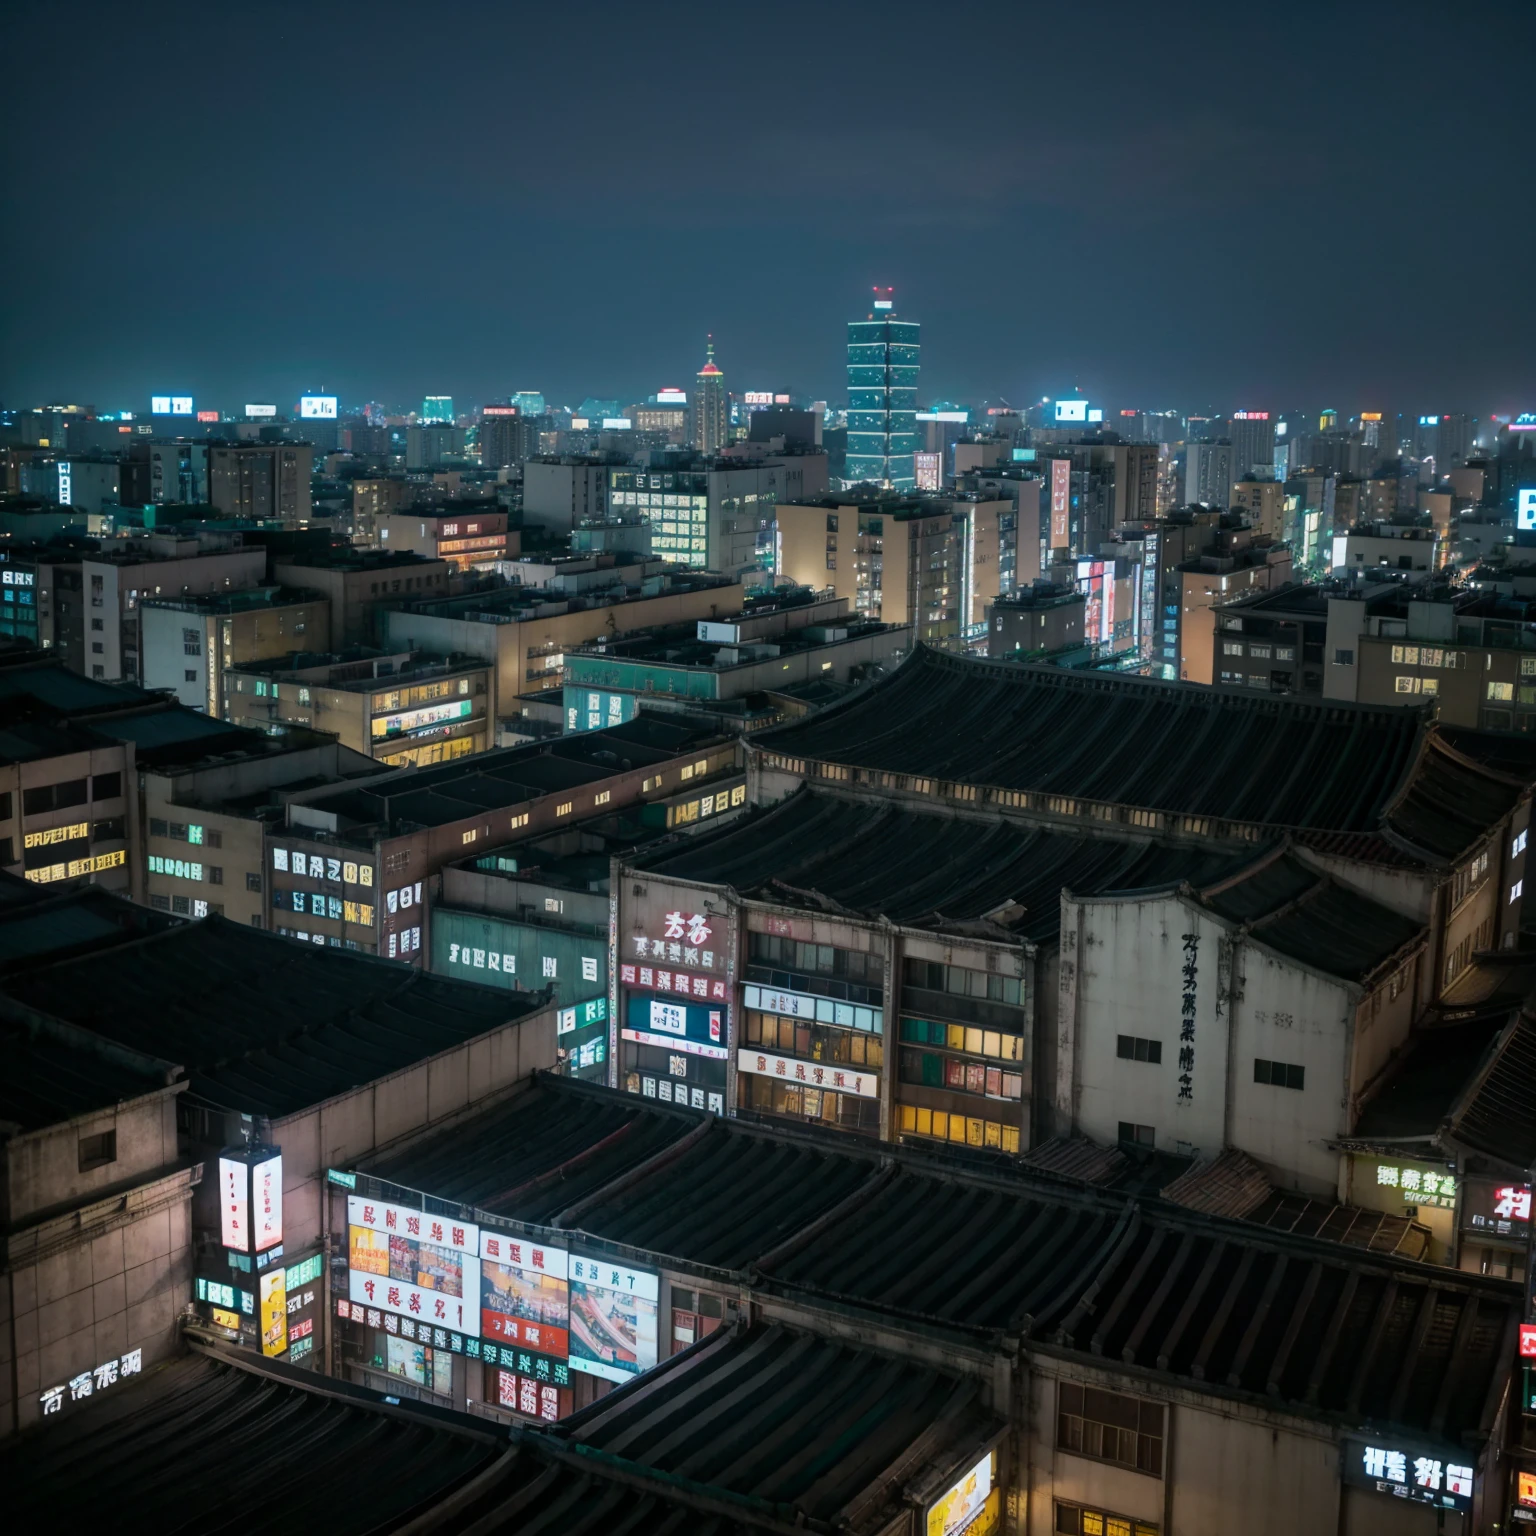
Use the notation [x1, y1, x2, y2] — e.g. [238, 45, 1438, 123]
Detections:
[300, 396, 338, 419]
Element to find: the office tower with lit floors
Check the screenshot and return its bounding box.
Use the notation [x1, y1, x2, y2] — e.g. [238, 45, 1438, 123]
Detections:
[846, 287, 919, 489]
[689, 337, 728, 455]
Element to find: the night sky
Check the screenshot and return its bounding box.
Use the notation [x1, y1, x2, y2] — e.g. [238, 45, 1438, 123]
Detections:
[4, 0, 1533, 417]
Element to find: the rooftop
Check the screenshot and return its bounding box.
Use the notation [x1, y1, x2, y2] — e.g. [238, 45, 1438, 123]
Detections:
[362, 1075, 1520, 1446]
[138, 584, 326, 616]
[292, 717, 729, 839]
[628, 787, 1248, 942]
[752, 647, 1529, 861]
[1, 916, 550, 1118]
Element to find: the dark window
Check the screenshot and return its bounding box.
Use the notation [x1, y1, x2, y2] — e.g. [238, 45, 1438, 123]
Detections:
[1254, 1058, 1305, 1090]
[0, 838, 12, 866]
[92, 818, 124, 843]
[171, 895, 190, 915]
[0, 791, 11, 821]
[246, 871, 262, 893]
[1117, 1035, 1162, 1064]
[1057, 1382, 1164, 1476]
[185, 670, 197, 682]
[149, 818, 168, 838]
[78, 1129, 117, 1172]
[91, 642, 103, 654]
[91, 772, 121, 801]
[54, 779, 87, 809]
[1118, 1121, 1155, 1147]
[23, 780, 88, 816]
[250, 914, 263, 929]
[208, 866, 223, 885]
[149, 894, 170, 911]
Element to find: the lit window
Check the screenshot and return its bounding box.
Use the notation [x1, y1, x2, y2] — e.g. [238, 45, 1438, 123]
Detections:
[1514, 830, 1528, 859]
[462, 829, 477, 845]
[555, 801, 572, 817]
[1512, 880, 1524, 904]
[509, 812, 529, 830]
[1489, 682, 1514, 701]
[594, 790, 611, 805]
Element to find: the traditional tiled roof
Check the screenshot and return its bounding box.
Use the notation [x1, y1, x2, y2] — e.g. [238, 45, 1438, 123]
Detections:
[364, 1076, 1522, 1444]
[2, 916, 548, 1118]
[633, 787, 1251, 941]
[752, 647, 1530, 859]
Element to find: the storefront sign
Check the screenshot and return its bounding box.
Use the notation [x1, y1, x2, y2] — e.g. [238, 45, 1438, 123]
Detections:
[1464, 1179, 1530, 1238]
[1372, 1160, 1457, 1210]
[557, 997, 607, 1035]
[568, 1256, 658, 1384]
[736, 1048, 878, 1098]
[497, 1369, 563, 1422]
[1520, 1323, 1536, 1360]
[1344, 1437, 1473, 1513]
[620, 962, 727, 1001]
[481, 1235, 569, 1363]
[622, 995, 727, 1058]
[927, 1450, 996, 1536]
[38, 1349, 143, 1417]
[742, 982, 883, 1033]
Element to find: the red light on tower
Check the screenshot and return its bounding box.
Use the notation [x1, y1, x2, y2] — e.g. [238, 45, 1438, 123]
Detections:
[872, 286, 894, 312]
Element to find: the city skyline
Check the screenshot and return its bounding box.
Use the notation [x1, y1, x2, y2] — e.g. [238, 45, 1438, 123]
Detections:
[5, 1, 1534, 412]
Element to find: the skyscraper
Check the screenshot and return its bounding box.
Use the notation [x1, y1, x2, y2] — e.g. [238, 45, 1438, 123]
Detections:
[421, 395, 454, 423]
[689, 337, 727, 455]
[845, 287, 919, 489]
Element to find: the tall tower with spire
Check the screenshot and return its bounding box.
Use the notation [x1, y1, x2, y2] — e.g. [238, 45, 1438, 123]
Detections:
[846, 287, 919, 489]
[689, 335, 727, 456]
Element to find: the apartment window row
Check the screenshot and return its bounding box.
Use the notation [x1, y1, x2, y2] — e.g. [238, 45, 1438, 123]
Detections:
[1390, 645, 1462, 668]
[899, 1049, 1023, 1099]
[149, 893, 222, 918]
[273, 890, 375, 924]
[898, 1102, 1020, 1153]
[744, 1010, 883, 1069]
[898, 1017, 1024, 1061]
[902, 957, 1023, 1006]
[1395, 675, 1439, 695]
[1451, 848, 1490, 908]
[20, 773, 121, 817]
[1253, 1057, 1304, 1090]
[1057, 1382, 1164, 1477]
[677, 759, 710, 781]
[742, 1071, 878, 1133]
[1117, 1035, 1162, 1064]
[1055, 1504, 1158, 1536]
[749, 932, 885, 987]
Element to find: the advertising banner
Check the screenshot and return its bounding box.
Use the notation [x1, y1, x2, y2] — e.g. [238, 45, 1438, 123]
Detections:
[219, 1157, 249, 1250]
[736, 1047, 879, 1099]
[622, 994, 726, 1059]
[1050, 459, 1071, 547]
[346, 1195, 480, 1337]
[259, 1268, 287, 1358]
[568, 1255, 658, 1384]
[253, 1153, 282, 1252]
[927, 1451, 996, 1536]
[480, 1233, 569, 1363]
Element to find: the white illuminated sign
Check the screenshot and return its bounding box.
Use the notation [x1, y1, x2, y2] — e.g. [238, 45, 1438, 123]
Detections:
[1356, 1442, 1472, 1511]
[656, 389, 687, 405]
[171, 397, 194, 416]
[873, 300, 893, 310]
[736, 1047, 879, 1098]
[1055, 399, 1089, 423]
[245, 404, 277, 418]
[219, 1156, 250, 1249]
[917, 411, 969, 422]
[346, 1193, 481, 1338]
[300, 395, 338, 419]
[57, 463, 72, 504]
[743, 392, 775, 405]
[39, 1348, 142, 1417]
[601, 417, 632, 429]
[1519, 488, 1536, 531]
[150, 396, 171, 415]
[252, 1153, 283, 1252]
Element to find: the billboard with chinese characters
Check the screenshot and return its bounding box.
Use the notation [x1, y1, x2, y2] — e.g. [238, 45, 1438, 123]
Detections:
[1344, 1437, 1473, 1513]
[38, 1348, 143, 1419]
[623, 994, 726, 1059]
[926, 1449, 997, 1536]
[219, 1156, 249, 1249]
[1361, 1156, 1456, 1210]
[1050, 459, 1071, 548]
[252, 1152, 282, 1252]
[568, 1255, 658, 1384]
[1519, 488, 1536, 532]
[1462, 1178, 1530, 1240]
[480, 1232, 569, 1366]
[346, 1195, 481, 1338]
[259, 1267, 287, 1357]
[736, 1047, 879, 1098]
[300, 395, 338, 419]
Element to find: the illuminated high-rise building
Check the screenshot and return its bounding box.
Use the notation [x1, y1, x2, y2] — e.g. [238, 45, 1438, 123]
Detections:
[421, 395, 454, 424]
[512, 391, 545, 417]
[845, 287, 919, 489]
[689, 337, 727, 456]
